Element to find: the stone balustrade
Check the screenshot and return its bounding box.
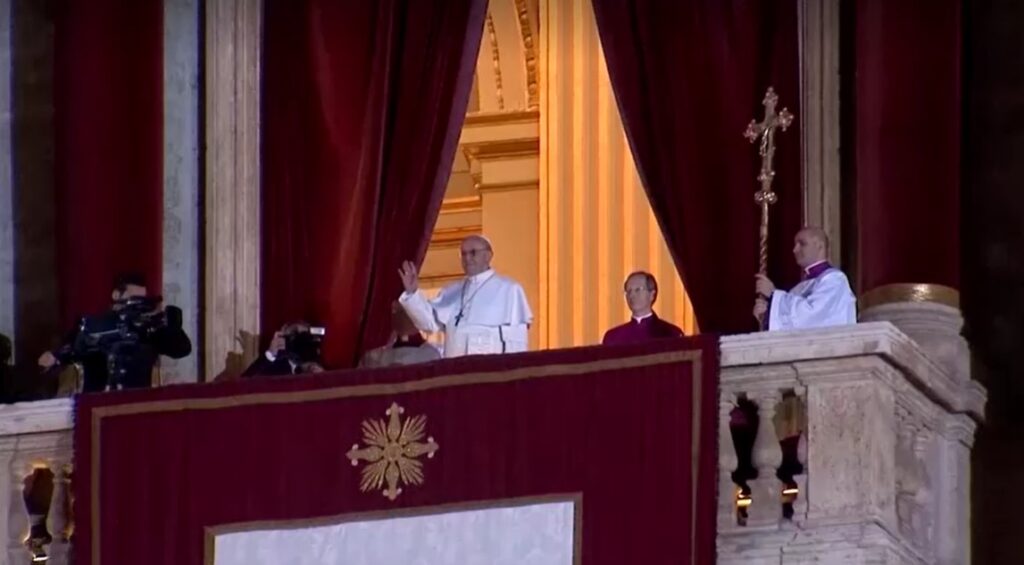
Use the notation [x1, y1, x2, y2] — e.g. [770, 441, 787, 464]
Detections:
[0, 398, 73, 565]
[0, 322, 987, 564]
[718, 322, 985, 564]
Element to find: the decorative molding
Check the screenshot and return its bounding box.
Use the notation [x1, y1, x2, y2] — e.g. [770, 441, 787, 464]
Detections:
[513, 0, 539, 109]
[464, 108, 540, 126]
[462, 138, 539, 160]
[860, 283, 960, 310]
[429, 225, 483, 248]
[720, 321, 985, 420]
[440, 196, 483, 214]
[484, 12, 505, 111]
[475, 181, 538, 194]
[798, 0, 842, 264]
[0, 399, 72, 437]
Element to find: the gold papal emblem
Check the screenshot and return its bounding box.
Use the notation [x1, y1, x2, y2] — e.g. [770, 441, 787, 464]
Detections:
[346, 402, 439, 500]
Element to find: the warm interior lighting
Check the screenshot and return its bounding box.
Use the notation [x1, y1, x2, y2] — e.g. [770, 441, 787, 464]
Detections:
[782, 487, 799, 496]
[29, 546, 47, 562]
[736, 487, 752, 508]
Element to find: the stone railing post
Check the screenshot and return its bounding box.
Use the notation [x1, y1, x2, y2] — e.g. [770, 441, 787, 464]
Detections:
[717, 393, 739, 530]
[44, 455, 72, 563]
[747, 389, 783, 527]
[5, 457, 31, 565]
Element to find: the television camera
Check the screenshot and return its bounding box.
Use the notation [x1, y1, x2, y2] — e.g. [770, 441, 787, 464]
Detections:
[281, 325, 325, 365]
[56, 295, 179, 390]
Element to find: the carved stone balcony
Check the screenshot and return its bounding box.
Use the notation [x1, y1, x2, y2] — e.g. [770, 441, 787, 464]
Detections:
[0, 322, 985, 564]
[0, 398, 73, 565]
[718, 322, 985, 564]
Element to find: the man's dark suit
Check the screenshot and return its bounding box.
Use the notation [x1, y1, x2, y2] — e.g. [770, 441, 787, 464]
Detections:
[241, 354, 296, 378]
[54, 306, 192, 392]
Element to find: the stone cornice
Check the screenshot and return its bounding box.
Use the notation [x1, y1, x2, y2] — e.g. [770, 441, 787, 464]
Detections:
[720, 322, 986, 420]
[0, 398, 73, 437]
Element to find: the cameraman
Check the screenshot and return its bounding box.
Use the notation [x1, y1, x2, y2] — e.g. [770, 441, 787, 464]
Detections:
[37, 273, 192, 392]
[242, 322, 325, 377]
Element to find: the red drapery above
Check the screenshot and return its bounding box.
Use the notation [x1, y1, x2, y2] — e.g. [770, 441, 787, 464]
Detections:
[73, 337, 719, 565]
[53, 0, 164, 324]
[849, 0, 961, 293]
[591, 0, 802, 334]
[261, 0, 487, 368]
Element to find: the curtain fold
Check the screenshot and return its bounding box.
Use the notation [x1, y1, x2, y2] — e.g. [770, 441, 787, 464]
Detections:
[262, 0, 487, 367]
[590, 0, 802, 334]
[53, 0, 164, 324]
[850, 0, 961, 293]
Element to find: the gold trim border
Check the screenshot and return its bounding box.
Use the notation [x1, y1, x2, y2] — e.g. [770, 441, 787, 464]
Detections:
[91, 348, 704, 565]
[204, 493, 584, 565]
[860, 283, 960, 310]
[464, 109, 540, 127]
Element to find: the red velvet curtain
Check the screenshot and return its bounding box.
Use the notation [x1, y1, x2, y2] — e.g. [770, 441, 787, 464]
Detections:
[73, 337, 718, 564]
[591, 0, 802, 334]
[53, 0, 164, 324]
[262, 0, 486, 368]
[850, 0, 961, 293]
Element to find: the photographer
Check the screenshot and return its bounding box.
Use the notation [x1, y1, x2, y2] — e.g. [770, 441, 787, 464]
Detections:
[242, 322, 325, 377]
[37, 273, 192, 392]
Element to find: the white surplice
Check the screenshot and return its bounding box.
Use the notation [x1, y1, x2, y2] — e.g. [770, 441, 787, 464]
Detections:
[768, 263, 857, 331]
[399, 269, 533, 358]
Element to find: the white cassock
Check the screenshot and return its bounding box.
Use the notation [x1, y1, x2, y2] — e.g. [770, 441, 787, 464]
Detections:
[768, 263, 857, 331]
[399, 269, 533, 357]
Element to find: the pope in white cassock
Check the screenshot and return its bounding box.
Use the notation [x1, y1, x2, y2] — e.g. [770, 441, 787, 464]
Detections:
[397, 235, 533, 357]
[754, 227, 856, 330]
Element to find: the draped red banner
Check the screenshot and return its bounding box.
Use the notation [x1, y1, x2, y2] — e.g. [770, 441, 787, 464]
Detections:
[54, 0, 164, 325]
[73, 336, 718, 564]
[261, 0, 487, 368]
[591, 0, 802, 334]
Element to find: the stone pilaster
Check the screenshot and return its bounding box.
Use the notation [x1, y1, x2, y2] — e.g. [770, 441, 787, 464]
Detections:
[0, 0, 13, 356]
[204, 0, 262, 380]
[798, 0, 841, 259]
[162, 0, 201, 384]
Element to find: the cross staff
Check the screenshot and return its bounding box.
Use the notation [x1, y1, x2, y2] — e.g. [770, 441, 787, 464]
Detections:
[744, 87, 793, 277]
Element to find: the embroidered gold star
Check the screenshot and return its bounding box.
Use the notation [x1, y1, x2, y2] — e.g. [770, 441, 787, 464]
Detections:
[346, 402, 439, 500]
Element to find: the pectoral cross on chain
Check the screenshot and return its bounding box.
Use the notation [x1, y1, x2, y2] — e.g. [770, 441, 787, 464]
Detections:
[744, 87, 794, 277]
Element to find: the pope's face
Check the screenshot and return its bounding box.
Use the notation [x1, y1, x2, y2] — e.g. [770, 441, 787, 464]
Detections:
[460, 238, 492, 277]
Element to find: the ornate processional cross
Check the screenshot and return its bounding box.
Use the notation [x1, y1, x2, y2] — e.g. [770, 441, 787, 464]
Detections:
[744, 87, 794, 277]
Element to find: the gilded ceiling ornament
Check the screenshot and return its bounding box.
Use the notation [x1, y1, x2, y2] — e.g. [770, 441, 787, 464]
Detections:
[347, 402, 439, 501]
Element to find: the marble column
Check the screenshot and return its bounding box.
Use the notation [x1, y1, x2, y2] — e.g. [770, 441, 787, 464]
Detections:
[204, 0, 262, 380]
[161, 0, 201, 384]
[850, 1, 967, 386]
